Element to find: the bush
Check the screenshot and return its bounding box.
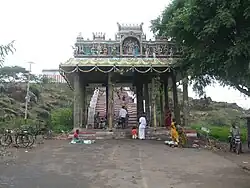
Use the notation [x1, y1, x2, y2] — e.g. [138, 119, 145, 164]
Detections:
[30, 84, 41, 99]
[50, 108, 73, 133]
[0, 118, 36, 130]
[191, 124, 247, 142]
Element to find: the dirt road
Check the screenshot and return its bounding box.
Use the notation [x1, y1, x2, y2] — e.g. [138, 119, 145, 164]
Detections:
[0, 140, 249, 188]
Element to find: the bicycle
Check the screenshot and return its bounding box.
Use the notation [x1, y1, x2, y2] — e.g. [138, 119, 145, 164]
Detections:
[0, 128, 33, 148]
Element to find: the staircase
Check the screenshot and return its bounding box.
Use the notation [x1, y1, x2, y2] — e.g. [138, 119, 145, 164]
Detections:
[87, 88, 99, 126]
[95, 89, 106, 119]
[94, 87, 137, 128]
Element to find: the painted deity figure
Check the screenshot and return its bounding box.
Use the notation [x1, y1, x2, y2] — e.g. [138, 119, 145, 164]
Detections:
[103, 44, 108, 55]
[111, 46, 117, 56]
[97, 44, 102, 55]
[123, 39, 136, 55]
[134, 43, 139, 56]
[72, 45, 79, 55]
[79, 46, 85, 54]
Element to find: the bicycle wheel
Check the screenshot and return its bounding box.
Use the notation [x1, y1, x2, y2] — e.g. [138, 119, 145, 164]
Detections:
[28, 134, 35, 147]
[0, 134, 12, 146]
[15, 134, 32, 148]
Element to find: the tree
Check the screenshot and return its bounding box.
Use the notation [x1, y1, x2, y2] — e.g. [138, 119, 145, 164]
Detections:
[50, 108, 73, 132]
[0, 41, 15, 67]
[151, 0, 250, 96]
[0, 65, 44, 84]
[0, 66, 29, 83]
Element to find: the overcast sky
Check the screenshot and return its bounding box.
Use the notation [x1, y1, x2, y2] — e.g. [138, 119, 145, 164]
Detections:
[0, 0, 250, 109]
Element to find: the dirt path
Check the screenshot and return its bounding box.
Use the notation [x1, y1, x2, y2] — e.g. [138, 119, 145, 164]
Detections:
[0, 140, 250, 188]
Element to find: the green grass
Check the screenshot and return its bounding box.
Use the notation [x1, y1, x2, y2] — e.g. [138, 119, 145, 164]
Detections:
[191, 124, 247, 142]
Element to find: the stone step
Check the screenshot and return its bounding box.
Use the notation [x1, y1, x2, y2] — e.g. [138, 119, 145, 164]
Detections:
[68, 129, 198, 140]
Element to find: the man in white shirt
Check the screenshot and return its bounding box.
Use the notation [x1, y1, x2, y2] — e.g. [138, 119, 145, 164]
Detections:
[119, 106, 128, 129]
[139, 112, 147, 140]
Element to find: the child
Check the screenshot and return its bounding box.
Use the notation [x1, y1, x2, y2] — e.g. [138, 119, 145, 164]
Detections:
[73, 129, 80, 142]
[131, 126, 138, 139]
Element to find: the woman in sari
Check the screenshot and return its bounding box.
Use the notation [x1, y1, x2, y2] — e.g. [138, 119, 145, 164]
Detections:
[177, 124, 187, 147]
[165, 107, 172, 129]
[170, 118, 179, 145]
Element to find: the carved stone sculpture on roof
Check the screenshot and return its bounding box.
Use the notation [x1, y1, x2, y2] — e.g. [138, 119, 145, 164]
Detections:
[122, 37, 140, 55]
[97, 44, 102, 55]
[73, 45, 79, 56]
[111, 46, 117, 57]
[91, 44, 97, 55]
[102, 44, 108, 55]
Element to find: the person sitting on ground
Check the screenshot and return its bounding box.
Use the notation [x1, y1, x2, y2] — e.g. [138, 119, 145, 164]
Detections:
[119, 106, 128, 129]
[94, 112, 100, 129]
[100, 117, 107, 129]
[73, 129, 80, 142]
[131, 126, 138, 139]
[176, 124, 187, 147]
[170, 118, 179, 146]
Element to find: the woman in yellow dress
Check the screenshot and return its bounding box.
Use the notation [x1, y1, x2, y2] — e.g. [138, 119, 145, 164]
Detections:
[170, 118, 179, 145]
[177, 124, 187, 147]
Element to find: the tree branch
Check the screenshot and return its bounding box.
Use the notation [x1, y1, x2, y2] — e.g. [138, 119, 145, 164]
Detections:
[234, 84, 250, 96]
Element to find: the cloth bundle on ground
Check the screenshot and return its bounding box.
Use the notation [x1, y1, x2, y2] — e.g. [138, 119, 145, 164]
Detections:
[70, 139, 95, 144]
[164, 140, 178, 147]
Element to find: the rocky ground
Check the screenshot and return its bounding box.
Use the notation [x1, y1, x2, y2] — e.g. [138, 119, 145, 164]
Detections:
[0, 139, 250, 188]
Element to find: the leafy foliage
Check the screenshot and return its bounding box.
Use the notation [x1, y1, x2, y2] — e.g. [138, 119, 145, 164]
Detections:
[50, 108, 73, 133]
[0, 41, 15, 67]
[191, 124, 247, 142]
[30, 84, 41, 99]
[0, 66, 44, 84]
[151, 0, 250, 96]
[0, 66, 28, 83]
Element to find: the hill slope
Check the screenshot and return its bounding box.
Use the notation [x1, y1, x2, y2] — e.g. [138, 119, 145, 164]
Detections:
[0, 83, 248, 130]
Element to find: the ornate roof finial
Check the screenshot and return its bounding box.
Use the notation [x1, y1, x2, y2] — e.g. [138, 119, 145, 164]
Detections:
[78, 32, 82, 37]
[76, 32, 83, 41]
[140, 22, 143, 30]
[117, 22, 121, 31]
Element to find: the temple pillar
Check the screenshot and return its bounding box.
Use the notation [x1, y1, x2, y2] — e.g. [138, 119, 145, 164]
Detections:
[107, 73, 114, 129]
[164, 76, 169, 108]
[182, 77, 189, 127]
[160, 83, 164, 126]
[136, 82, 143, 119]
[143, 82, 150, 123]
[151, 77, 157, 128]
[80, 84, 86, 127]
[73, 72, 81, 128]
[171, 71, 181, 125]
[106, 83, 108, 119]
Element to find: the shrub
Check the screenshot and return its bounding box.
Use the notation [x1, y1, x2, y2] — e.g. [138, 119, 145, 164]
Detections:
[191, 124, 247, 142]
[50, 108, 73, 133]
[30, 84, 41, 99]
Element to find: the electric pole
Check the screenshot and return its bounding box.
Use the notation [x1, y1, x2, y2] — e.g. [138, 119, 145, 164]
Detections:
[24, 62, 34, 122]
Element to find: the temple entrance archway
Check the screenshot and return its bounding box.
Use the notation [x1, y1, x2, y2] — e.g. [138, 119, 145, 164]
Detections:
[59, 22, 187, 130]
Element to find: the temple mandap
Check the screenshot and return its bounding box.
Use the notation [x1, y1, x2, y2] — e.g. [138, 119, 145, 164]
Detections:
[59, 22, 189, 129]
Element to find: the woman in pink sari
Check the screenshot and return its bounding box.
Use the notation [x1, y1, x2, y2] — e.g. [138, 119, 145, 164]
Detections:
[165, 107, 172, 129]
